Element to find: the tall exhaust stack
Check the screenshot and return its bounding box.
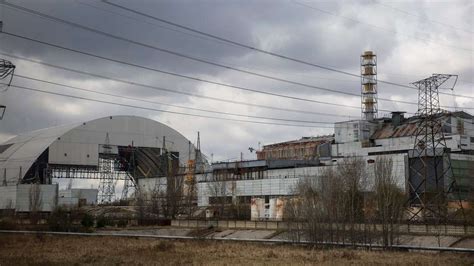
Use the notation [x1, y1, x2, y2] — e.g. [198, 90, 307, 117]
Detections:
[361, 51, 378, 120]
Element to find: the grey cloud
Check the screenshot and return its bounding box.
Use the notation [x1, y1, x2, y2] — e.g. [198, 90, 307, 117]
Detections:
[0, 0, 472, 160]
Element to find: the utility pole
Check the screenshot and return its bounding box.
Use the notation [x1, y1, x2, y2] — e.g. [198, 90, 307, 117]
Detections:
[407, 74, 464, 224]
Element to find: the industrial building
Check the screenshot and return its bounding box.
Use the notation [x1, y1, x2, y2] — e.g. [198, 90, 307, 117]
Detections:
[195, 110, 474, 221]
[0, 115, 203, 212]
[0, 52, 472, 223]
[194, 52, 474, 221]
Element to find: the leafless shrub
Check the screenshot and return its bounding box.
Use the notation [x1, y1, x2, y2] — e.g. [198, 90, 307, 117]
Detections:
[289, 157, 404, 246]
[163, 175, 185, 219]
[29, 183, 42, 225]
[373, 156, 404, 247]
[207, 180, 228, 218]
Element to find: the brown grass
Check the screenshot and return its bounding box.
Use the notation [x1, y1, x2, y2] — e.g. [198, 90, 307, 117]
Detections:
[0, 234, 473, 265]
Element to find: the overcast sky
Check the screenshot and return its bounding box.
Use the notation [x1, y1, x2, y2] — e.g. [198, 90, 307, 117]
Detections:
[0, 0, 472, 162]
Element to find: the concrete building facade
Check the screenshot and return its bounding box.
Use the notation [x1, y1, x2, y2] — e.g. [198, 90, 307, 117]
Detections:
[196, 111, 474, 221]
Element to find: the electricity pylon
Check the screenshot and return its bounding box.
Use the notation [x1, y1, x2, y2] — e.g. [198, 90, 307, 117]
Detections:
[407, 74, 464, 223]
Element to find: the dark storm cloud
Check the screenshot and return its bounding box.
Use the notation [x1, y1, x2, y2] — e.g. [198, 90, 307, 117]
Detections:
[0, 0, 472, 160]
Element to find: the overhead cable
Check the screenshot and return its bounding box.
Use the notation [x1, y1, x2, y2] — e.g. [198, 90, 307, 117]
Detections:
[13, 74, 339, 125]
[2, 1, 473, 101]
[0, 52, 364, 118]
[100, 0, 474, 99]
[376, 2, 473, 34]
[7, 83, 334, 128]
[292, 1, 473, 52]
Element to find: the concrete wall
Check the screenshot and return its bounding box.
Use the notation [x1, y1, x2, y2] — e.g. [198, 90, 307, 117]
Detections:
[58, 190, 78, 207]
[197, 177, 299, 206]
[15, 184, 58, 212]
[58, 188, 98, 207]
[335, 120, 378, 144]
[171, 219, 474, 236]
[196, 153, 407, 207]
[251, 197, 285, 221]
[0, 186, 16, 209]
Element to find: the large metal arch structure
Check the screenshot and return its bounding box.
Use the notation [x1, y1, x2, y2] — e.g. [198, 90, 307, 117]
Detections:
[0, 115, 203, 186]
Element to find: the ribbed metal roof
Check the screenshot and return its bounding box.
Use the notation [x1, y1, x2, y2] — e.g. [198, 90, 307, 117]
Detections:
[0, 116, 199, 185]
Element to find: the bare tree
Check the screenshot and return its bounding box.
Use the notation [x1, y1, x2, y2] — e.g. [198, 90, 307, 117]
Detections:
[337, 157, 366, 245]
[149, 180, 165, 219]
[285, 168, 342, 243]
[207, 180, 228, 219]
[29, 183, 42, 225]
[373, 156, 404, 247]
[163, 175, 184, 219]
[287, 157, 368, 245]
[319, 167, 345, 243]
[135, 190, 147, 222]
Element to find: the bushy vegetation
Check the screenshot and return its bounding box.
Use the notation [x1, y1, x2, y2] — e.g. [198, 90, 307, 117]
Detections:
[80, 213, 94, 228]
[0, 217, 18, 230]
[47, 207, 74, 232]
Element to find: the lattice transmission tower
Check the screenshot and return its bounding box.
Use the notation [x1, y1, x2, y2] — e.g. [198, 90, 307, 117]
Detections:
[407, 74, 464, 222]
[0, 22, 16, 119]
[98, 133, 116, 204]
[0, 57, 15, 119]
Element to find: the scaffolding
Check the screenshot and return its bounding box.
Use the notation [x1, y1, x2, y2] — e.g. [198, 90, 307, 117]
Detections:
[98, 133, 116, 204]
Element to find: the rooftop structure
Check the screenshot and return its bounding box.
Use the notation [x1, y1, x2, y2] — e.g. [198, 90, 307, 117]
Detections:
[195, 110, 474, 221]
[256, 135, 334, 161]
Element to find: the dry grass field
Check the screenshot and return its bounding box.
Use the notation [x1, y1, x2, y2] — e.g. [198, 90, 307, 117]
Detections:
[0, 234, 473, 265]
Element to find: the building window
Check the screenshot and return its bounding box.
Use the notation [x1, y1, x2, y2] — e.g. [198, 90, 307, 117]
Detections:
[264, 196, 270, 209]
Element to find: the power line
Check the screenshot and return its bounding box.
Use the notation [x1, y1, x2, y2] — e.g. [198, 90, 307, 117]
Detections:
[292, 1, 473, 52]
[12, 74, 339, 125]
[78, 0, 474, 88]
[0, 52, 364, 118]
[4, 2, 472, 103]
[99, 0, 474, 99]
[75, 0, 234, 48]
[1, 33, 426, 115]
[7, 83, 334, 128]
[0, 19, 418, 107]
[3, 3, 473, 105]
[0, 33, 378, 110]
[376, 2, 474, 35]
[2, 7, 470, 110]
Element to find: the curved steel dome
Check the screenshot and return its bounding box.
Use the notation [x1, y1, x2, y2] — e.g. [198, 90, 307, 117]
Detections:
[0, 116, 202, 185]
